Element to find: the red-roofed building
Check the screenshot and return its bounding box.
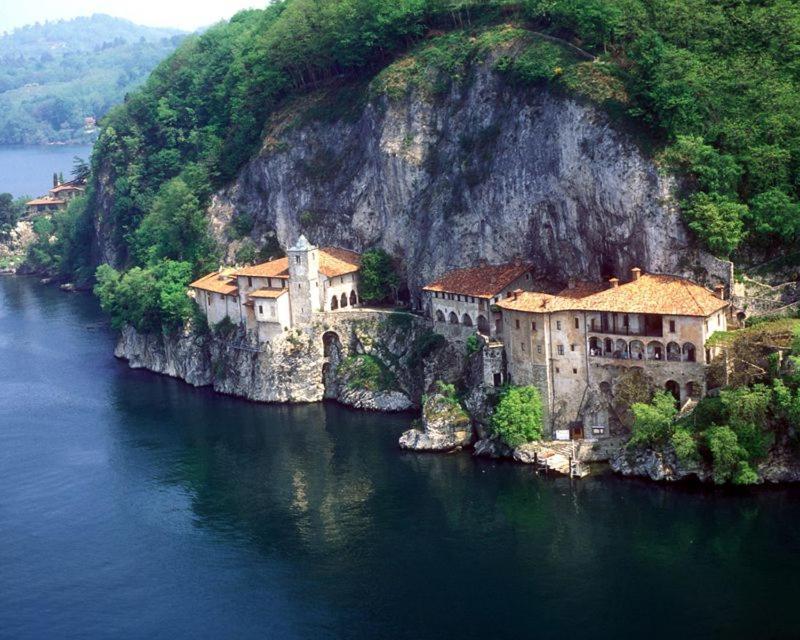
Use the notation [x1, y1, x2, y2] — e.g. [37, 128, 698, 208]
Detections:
[190, 235, 363, 341]
[422, 261, 533, 338]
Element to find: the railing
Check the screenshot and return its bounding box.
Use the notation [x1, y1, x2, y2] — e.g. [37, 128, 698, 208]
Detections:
[588, 323, 663, 338]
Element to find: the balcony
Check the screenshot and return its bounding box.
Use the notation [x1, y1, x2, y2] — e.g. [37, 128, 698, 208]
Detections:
[587, 314, 664, 338]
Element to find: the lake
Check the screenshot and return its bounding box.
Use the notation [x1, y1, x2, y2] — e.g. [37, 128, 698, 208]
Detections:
[0, 145, 93, 198]
[1, 275, 800, 639]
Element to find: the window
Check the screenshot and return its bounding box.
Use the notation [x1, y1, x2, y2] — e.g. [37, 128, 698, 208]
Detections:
[537, 345, 542, 354]
[295, 256, 300, 264]
[555, 367, 560, 374]
[247, 277, 253, 287]
[574, 317, 579, 329]
[258, 305, 263, 314]
[515, 319, 520, 329]
[525, 273, 530, 280]
[573, 368, 577, 374]
[623, 314, 629, 327]
[556, 320, 562, 330]
[532, 321, 537, 331]
[570, 344, 575, 352]
[669, 320, 676, 333]
[521, 342, 525, 351]
[557, 345, 564, 356]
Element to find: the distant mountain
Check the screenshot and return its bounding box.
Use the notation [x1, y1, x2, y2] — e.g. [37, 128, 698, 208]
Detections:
[0, 14, 186, 145]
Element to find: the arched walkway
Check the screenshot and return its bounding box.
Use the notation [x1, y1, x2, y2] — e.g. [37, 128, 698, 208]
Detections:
[682, 342, 696, 362]
[462, 313, 473, 327]
[629, 340, 645, 360]
[330, 295, 339, 310]
[665, 380, 680, 403]
[477, 315, 490, 334]
[589, 337, 601, 356]
[615, 339, 628, 359]
[647, 340, 664, 361]
[340, 292, 348, 308]
[435, 309, 445, 322]
[449, 311, 459, 325]
[666, 341, 681, 362]
[350, 290, 358, 306]
[604, 337, 613, 355]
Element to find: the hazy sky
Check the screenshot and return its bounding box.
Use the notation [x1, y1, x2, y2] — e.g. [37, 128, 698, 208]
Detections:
[0, 0, 265, 33]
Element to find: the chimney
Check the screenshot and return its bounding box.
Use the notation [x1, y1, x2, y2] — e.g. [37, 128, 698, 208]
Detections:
[609, 277, 619, 289]
[714, 284, 725, 300]
[512, 288, 523, 300]
[631, 267, 641, 281]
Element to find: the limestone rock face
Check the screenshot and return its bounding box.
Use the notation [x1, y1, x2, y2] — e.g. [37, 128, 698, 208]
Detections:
[610, 446, 711, 482]
[472, 438, 513, 459]
[196, 53, 731, 300]
[338, 387, 413, 412]
[399, 393, 472, 451]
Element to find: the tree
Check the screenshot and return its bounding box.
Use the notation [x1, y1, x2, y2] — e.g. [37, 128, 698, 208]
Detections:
[0, 193, 22, 230]
[71, 156, 90, 183]
[706, 425, 757, 485]
[747, 189, 800, 245]
[359, 248, 399, 303]
[491, 386, 544, 447]
[628, 390, 678, 447]
[682, 192, 747, 257]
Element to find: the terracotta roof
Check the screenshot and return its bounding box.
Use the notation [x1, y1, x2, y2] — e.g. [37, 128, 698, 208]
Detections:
[318, 247, 360, 277]
[423, 263, 530, 298]
[189, 271, 239, 296]
[248, 287, 287, 299]
[235, 257, 289, 278]
[497, 273, 728, 317]
[26, 197, 66, 206]
[49, 184, 85, 194]
[234, 246, 360, 279]
[556, 281, 607, 299]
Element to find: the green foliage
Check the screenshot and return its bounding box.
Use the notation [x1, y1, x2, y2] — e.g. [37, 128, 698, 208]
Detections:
[235, 239, 258, 265]
[746, 189, 800, 246]
[0, 15, 184, 144]
[0, 193, 24, 237]
[93, 259, 194, 332]
[495, 40, 572, 85]
[682, 192, 746, 257]
[491, 385, 544, 448]
[409, 329, 446, 369]
[671, 427, 699, 464]
[339, 354, 397, 391]
[661, 136, 741, 196]
[132, 174, 217, 273]
[466, 333, 481, 356]
[719, 385, 772, 461]
[629, 390, 678, 447]
[359, 249, 399, 303]
[706, 425, 757, 485]
[230, 211, 255, 239]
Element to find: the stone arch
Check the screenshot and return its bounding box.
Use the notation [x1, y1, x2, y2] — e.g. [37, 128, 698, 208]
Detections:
[349, 290, 358, 306]
[604, 337, 613, 355]
[322, 331, 342, 358]
[477, 314, 490, 334]
[665, 380, 680, 403]
[686, 381, 701, 400]
[615, 339, 628, 358]
[462, 313, 473, 327]
[435, 309, 445, 322]
[589, 336, 601, 355]
[449, 311, 459, 325]
[666, 341, 681, 362]
[330, 295, 339, 310]
[629, 340, 645, 360]
[682, 342, 696, 362]
[340, 292, 348, 308]
[647, 340, 664, 360]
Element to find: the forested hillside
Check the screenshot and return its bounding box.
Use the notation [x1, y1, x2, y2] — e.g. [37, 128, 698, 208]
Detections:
[30, 0, 800, 330]
[0, 15, 184, 144]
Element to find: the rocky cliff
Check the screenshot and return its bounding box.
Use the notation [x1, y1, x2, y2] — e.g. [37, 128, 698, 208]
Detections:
[198, 45, 730, 301]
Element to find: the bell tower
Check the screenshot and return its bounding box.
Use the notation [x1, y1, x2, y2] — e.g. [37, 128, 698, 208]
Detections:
[287, 234, 320, 325]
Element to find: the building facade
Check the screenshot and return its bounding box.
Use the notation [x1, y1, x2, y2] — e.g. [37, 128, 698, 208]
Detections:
[496, 268, 729, 438]
[422, 262, 534, 340]
[190, 236, 362, 341]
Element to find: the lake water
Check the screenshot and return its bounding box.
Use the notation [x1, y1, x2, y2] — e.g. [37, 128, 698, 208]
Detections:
[0, 145, 94, 198]
[1, 276, 800, 639]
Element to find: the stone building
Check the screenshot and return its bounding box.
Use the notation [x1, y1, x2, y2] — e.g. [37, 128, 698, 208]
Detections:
[495, 268, 729, 439]
[190, 235, 362, 341]
[422, 262, 533, 340]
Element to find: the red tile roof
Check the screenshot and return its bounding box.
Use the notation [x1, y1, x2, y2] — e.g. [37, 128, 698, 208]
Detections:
[189, 271, 238, 296]
[26, 197, 66, 206]
[423, 263, 530, 298]
[235, 247, 360, 279]
[248, 288, 287, 299]
[497, 273, 728, 317]
[49, 184, 85, 194]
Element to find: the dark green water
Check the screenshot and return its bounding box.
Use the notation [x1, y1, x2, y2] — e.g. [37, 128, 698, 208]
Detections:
[1, 276, 800, 639]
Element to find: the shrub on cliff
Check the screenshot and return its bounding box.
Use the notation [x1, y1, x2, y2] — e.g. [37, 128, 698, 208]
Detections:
[628, 390, 678, 448]
[339, 354, 397, 392]
[491, 386, 544, 448]
[359, 249, 399, 303]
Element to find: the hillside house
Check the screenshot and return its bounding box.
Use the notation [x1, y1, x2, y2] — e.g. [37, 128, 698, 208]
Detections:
[422, 262, 534, 339]
[48, 182, 85, 201]
[495, 267, 729, 439]
[190, 235, 362, 341]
